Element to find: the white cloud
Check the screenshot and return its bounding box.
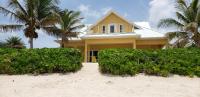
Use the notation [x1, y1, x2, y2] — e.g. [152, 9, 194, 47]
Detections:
[78, 4, 112, 22]
[149, 0, 176, 32]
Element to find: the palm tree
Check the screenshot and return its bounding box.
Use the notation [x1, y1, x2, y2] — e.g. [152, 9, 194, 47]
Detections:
[44, 9, 84, 48]
[0, 0, 59, 48]
[158, 0, 200, 48]
[5, 36, 25, 48]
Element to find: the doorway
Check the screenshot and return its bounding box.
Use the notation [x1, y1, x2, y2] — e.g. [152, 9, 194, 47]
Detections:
[89, 50, 98, 63]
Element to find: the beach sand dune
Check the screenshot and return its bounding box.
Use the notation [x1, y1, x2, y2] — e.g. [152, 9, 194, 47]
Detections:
[0, 63, 200, 97]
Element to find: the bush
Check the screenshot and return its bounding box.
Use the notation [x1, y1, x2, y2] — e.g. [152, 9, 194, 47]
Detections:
[98, 48, 200, 77]
[0, 48, 82, 75]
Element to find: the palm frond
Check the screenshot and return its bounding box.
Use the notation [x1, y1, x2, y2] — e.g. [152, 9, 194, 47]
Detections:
[177, 0, 188, 8]
[0, 6, 19, 20]
[190, 0, 199, 12]
[43, 26, 62, 37]
[0, 25, 23, 32]
[36, 0, 59, 20]
[176, 0, 188, 13]
[184, 22, 198, 33]
[166, 31, 189, 40]
[5, 36, 25, 48]
[172, 38, 191, 48]
[158, 18, 184, 28]
[63, 32, 79, 37]
[70, 25, 85, 32]
[196, 8, 200, 23]
[8, 0, 28, 15]
[40, 12, 61, 27]
[176, 12, 189, 23]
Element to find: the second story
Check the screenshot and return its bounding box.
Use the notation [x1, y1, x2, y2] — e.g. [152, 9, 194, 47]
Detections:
[89, 11, 135, 34]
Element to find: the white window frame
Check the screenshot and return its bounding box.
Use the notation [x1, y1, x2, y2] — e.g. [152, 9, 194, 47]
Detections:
[108, 23, 116, 33]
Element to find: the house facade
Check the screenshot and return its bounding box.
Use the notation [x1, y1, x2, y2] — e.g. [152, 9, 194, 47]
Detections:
[57, 11, 167, 62]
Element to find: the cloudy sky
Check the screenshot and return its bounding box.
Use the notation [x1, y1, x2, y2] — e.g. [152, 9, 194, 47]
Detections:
[0, 0, 176, 48]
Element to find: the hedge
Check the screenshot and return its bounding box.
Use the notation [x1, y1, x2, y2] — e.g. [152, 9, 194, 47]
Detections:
[98, 48, 200, 77]
[0, 48, 82, 75]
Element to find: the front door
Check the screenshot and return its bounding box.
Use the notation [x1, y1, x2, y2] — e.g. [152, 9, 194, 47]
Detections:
[89, 51, 98, 63]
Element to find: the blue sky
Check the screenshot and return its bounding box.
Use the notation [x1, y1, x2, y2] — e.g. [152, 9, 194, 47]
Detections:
[0, 0, 175, 48]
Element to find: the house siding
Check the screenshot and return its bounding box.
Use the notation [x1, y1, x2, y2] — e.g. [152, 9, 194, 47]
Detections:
[91, 13, 133, 33]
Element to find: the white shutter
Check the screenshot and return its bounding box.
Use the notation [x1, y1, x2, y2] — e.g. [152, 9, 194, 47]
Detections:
[115, 24, 117, 32]
[108, 24, 110, 33]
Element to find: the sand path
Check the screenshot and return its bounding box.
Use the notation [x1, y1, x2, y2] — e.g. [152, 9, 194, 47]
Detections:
[0, 63, 200, 97]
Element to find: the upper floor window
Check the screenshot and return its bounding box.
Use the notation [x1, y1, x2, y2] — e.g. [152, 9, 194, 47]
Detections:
[109, 24, 115, 33]
[102, 25, 106, 33]
[120, 25, 124, 32]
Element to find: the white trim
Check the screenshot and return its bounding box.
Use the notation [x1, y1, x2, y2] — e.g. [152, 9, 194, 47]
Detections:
[115, 24, 117, 32]
[138, 37, 167, 40]
[81, 33, 141, 39]
[107, 24, 110, 33]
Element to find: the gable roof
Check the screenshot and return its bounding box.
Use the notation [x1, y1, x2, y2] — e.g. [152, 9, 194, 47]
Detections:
[80, 22, 166, 39]
[90, 11, 134, 29]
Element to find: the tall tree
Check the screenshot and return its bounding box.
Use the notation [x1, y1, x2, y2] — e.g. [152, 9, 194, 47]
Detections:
[158, 0, 200, 48]
[0, 0, 59, 48]
[44, 9, 84, 48]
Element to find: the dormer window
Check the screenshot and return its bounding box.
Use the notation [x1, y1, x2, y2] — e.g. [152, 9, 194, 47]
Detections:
[109, 24, 115, 33]
[102, 25, 106, 33]
[120, 25, 124, 32]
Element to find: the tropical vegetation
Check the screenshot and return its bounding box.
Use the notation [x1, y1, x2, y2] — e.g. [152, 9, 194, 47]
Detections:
[98, 48, 200, 77]
[158, 0, 200, 48]
[0, 48, 82, 74]
[0, 0, 60, 48]
[0, 36, 25, 48]
[44, 9, 84, 47]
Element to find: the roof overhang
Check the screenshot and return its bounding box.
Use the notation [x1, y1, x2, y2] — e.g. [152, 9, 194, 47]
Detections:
[81, 33, 141, 39]
[138, 37, 167, 40]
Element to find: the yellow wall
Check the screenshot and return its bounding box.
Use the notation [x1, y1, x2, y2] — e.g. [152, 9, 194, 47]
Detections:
[91, 13, 133, 33]
[64, 38, 167, 50]
[89, 44, 133, 51]
[136, 39, 167, 45]
[63, 38, 167, 62]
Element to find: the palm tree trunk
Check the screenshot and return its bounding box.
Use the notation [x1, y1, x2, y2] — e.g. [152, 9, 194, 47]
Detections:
[61, 35, 65, 48]
[194, 33, 200, 48]
[29, 37, 34, 49]
[192, 29, 200, 48]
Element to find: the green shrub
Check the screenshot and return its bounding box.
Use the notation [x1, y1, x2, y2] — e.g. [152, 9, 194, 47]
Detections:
[0, 48, 82, 75]
[98, 48, 200, 77]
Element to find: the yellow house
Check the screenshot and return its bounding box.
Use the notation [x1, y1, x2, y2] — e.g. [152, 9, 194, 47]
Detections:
[57, 11, 167, 62]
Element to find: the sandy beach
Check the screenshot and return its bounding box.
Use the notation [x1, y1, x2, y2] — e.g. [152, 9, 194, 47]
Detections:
[0, 63, 199, 97]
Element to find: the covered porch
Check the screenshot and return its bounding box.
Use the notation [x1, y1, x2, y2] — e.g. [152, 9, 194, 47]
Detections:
[84, 38, 137, 62]
[61, 37, 167, 63]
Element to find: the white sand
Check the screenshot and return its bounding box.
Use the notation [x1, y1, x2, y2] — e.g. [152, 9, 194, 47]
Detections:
[0, 63, 200, 97]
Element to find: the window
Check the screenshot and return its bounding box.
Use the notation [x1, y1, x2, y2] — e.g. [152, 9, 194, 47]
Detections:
[120, 25, 123, 32]
[102, 25, 106, 33]
[109, 24, 115, 33]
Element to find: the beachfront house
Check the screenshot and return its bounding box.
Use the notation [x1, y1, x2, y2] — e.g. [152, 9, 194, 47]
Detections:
[56, 11, 167, 62]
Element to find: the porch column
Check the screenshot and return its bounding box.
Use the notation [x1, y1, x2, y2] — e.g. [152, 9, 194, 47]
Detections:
[133, 40, 136, 49]
[84, 42, 88, 62]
